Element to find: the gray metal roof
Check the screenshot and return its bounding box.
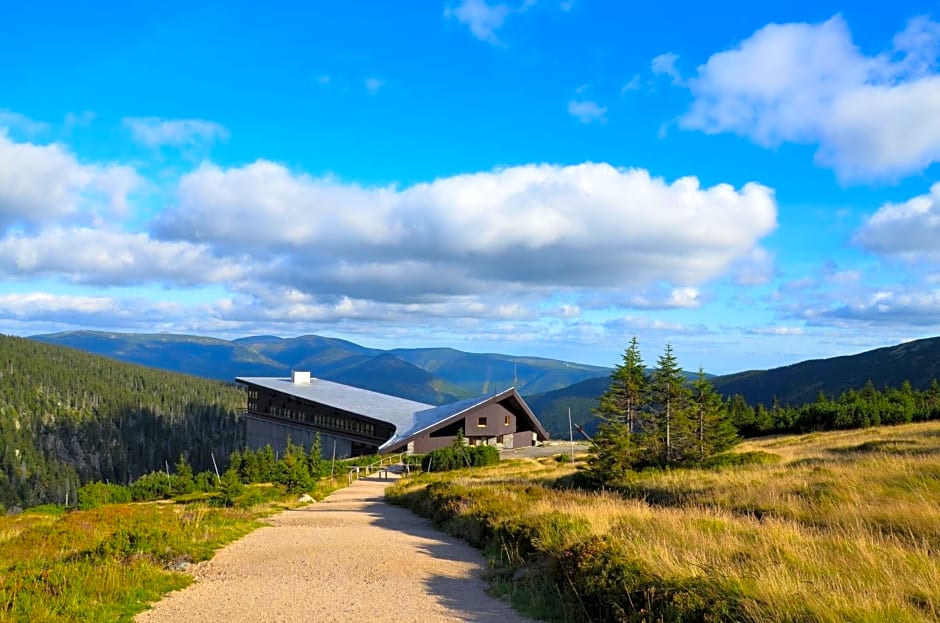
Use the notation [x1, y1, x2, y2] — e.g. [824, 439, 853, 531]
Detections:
[379, 386, 550, 452]
[236, 376, 433, 435]
[379, 391, 503, 451]
[236, 377, 549, 453]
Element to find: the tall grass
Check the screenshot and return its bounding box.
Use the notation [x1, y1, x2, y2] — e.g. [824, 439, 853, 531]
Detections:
[388, 421, 940, 622]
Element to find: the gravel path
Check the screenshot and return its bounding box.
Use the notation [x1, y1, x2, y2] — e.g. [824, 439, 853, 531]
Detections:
[136, 474, 534, 622]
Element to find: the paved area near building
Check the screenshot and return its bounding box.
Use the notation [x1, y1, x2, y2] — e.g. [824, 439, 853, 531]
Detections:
[501, 440, 590, 460]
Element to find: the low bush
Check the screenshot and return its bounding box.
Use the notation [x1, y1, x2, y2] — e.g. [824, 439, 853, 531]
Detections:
[77, 482, 133, 510]
[699, 450, 781, 469]
[421, 444, 500, 472]
[130, 472, 175, 502]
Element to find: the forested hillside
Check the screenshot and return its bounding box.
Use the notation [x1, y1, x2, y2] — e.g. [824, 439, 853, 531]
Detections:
[0, 335, 245, 510]
[524, 376, 609, 438]
[711, 336, 940, 406]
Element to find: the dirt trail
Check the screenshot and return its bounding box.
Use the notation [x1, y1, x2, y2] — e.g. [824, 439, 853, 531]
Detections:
[135, 474, 533, 622]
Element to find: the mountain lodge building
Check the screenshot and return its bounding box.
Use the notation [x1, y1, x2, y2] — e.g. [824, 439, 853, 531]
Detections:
[236, 371, 549, 458]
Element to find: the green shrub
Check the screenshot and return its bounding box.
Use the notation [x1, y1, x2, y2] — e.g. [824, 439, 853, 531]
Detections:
[194, 470, 218, 492]
[218, 468, 244, 507]
[422, 444, 500, 472]
[469, 444, 499, 467]
[77, 482, 132, 510]
[700, 450, 781, 469]
[130, 471, 175, 502]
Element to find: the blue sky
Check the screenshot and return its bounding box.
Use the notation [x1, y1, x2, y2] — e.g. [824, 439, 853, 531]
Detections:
[2, 0, 940, 373]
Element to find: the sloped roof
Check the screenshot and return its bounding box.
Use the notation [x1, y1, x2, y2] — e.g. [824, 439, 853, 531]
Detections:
[235, 376, 549, 453]
[378, 386, 549, 452]
[235, 376, 432, 434]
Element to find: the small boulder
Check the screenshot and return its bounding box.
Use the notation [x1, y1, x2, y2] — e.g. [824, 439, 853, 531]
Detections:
[298, 493, 315, 503]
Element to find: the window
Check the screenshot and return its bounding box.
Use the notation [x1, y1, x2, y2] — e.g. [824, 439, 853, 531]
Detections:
[477, 416, 487, 427]
[504, 414, 510, 426]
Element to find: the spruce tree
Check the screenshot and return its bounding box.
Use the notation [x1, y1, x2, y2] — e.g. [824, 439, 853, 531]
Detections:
[691, 369, 737, 461]
[595, 336, 647, 432]
[307, 433, 324, 480]
[643, 343, 692, 466]
[173, 453, 195, 495]
[583, 421, 635, 487]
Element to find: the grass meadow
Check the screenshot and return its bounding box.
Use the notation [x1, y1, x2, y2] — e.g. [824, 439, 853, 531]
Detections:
[0, 480, 343, 622]
[387, 422, 940, 622]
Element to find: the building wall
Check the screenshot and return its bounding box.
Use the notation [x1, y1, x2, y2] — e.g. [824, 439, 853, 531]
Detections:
[463, 403, 516, 439]
[246, 416, 353, 459]
[412, 435, 454, 454]
[410, 403, 531, 453]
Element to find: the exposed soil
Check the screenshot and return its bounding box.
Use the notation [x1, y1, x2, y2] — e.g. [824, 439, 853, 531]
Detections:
[135, 474, 533, 622]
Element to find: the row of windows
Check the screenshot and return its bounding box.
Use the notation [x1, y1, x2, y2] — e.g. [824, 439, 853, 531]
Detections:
[477, 414, 512, 427]
[261, 404, 376, 437]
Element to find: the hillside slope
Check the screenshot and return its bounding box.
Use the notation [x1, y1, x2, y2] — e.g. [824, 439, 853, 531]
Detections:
[712, 336, 940, 406]
[235, 334, 380, 374]
[0, 335, 245, 509]
[391, 347, 609, 396]
[324, 353, 467, 404]
[524, 376, 609, 438]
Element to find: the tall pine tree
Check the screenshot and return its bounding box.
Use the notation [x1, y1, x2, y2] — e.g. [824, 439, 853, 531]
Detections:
[642, 343, 692, 466]
[595, 336, 647, 432]
[691, 369, 737, 461]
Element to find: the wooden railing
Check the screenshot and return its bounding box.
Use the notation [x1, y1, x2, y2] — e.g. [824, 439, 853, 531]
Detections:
[347, 452, 410, 483]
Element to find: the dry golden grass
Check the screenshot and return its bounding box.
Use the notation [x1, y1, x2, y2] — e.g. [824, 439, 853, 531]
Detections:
[391, 421, 940, 621]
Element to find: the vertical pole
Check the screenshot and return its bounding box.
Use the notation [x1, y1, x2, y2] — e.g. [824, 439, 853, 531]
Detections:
[330, 440, 337, 477]
[211, 452, 221, 483]
[568, 407, 575, 461]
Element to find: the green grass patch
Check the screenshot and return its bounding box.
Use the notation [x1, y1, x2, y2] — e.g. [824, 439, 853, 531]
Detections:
[0, 483, 330, 621]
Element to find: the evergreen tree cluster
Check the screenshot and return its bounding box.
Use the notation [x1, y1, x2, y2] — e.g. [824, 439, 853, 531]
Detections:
[726, 379, 940, 435]
[226, 434, 328, 494]
[78, 434, 331, 509]
[0, 335, 247, 510]
[586, 338, 738, 483]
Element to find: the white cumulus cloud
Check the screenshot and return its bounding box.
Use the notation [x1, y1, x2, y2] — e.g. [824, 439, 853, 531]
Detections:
[156, 160, 777, 305]
[0, 228, 242, 286]
[855, 182, 940, 260]
[0, 130, 140, 233]
[680, 15, 940, 180]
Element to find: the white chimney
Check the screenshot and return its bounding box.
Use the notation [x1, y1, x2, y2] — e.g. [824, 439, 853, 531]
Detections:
[291, 370, 311, 384]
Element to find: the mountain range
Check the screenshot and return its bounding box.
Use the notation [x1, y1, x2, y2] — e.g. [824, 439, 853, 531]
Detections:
[31, 331, 610, 406]
[29, 331, 940, 438]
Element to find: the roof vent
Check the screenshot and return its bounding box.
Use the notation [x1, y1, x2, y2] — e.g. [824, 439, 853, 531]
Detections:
[291, 370, 311, 384]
